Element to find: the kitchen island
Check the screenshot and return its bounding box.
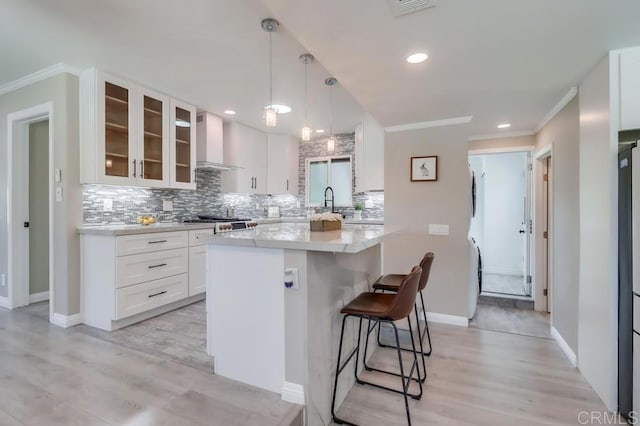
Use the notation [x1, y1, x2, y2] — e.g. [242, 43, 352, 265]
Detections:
[202, 222, 389, 426]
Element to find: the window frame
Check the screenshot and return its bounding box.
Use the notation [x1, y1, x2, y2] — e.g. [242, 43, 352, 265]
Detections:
[305, 155, 353, 207]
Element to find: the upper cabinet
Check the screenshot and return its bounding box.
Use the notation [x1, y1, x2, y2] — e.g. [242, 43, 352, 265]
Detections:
[355, 113, 385, 192]
[222, 122, 267, 194]
[267, 134, 299, 195]
[80, 69, 196, 189]
[620, 48, 640, 131]
[170, 100, 197, 190]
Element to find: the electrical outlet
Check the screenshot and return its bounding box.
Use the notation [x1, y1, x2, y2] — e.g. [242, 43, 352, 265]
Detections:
[55, 187, 63, 202]
[103, 199, 113, 212]
[163, 200, 173, 212]
[364, 200, 373, 209]
[284, 268, 299, 290]
[428, 224, 449, 236]
[255, 203, 261, 210]
[1, 274, 6, 287]
[296, 200, 301, 208]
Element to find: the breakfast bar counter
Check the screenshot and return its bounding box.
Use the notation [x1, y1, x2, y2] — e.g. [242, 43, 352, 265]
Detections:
[202, 223, 391, 426]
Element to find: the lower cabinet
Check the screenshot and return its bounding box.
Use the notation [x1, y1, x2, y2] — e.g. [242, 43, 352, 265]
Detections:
[82, 228, 212, 331]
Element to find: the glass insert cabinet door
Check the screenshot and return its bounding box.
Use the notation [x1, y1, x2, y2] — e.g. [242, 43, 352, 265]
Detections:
[142, 95, 164, 182]
[172, 102, 195, 187]
[104, 81, 130, 177]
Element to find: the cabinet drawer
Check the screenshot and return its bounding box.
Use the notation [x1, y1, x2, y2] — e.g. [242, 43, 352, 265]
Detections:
[115, 274, 188, 320]
[116, 248, 187, 288]
[189, 228, 215, 246]
[116, 231, 187, 256]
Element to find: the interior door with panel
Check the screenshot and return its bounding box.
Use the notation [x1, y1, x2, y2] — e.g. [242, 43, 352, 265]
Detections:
[139, 88, 170, 188]
[100, 75, 137, 185]
[170, 100, 197, 189]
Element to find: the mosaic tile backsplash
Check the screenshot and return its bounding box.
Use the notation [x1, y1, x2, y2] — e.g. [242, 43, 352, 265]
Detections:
[83, 134, 384, 224]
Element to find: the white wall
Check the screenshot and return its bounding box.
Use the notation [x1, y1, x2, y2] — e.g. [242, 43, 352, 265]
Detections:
[480, 152, 527, 276]
[384, 124, 471, 318]
[0, 73, 81, 315]
[578, 53, 617, 411]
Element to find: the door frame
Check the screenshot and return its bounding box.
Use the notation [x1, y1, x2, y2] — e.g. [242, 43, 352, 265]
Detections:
[6, 102, 54, 322]
[468, 146, 536, 298]
[534, 145, 554, 315]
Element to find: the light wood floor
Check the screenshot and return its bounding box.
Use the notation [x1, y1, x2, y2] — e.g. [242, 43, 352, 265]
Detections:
[2, 303, 606, 426]
[470, 302, 552, 340]
[336, 321, 606, 425]
[0, 304, 302, 426]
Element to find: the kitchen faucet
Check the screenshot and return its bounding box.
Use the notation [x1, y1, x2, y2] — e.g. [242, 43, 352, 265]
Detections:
[324, 186, 336, 213]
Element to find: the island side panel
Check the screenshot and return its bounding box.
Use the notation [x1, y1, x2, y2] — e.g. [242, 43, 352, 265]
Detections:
[306, 244, 382, 426]
[208, 244, 285, 394]
[283, 250, 309, 404]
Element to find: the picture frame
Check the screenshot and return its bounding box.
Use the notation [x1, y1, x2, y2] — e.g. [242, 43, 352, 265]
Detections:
[411, 156, 438, 182]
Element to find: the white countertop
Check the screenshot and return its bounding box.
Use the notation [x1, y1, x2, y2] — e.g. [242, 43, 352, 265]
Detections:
[77, 222, 219, 236]
[201, 222, 389, 253]
[257, 217, 384, 225]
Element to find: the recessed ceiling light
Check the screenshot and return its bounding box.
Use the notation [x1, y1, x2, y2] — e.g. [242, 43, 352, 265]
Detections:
[406, 52, 428, 64]
[175, 120, 191, 128]
[264, 104, 292, 114]
[316, 129, 325, 133]
[497, 123, 511, 129]
[224, 110, 236, 115]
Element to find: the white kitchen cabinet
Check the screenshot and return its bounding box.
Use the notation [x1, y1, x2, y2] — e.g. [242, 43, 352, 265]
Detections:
[188, 228, 215, 296]
[80, 68, 196, 189]
[222, 122, 268, 194]
[355, 113, 385, 192]
[267, 134, 299, 195]
[620, 48, 640, 131]
[170, 100, 197, 189]
[81, 230, 200, 331]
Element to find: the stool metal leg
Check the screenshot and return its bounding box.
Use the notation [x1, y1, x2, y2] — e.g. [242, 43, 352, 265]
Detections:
[420, 292, 432, 356]
[331, 315, 358, 426]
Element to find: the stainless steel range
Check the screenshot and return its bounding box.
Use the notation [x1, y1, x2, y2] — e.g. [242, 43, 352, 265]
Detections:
[183, 215, 258, 234]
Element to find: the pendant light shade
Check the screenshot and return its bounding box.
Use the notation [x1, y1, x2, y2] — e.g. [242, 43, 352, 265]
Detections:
[262, 18, 279, 128]
[325, 77, 338, 151]
[300, 53, 315, 141]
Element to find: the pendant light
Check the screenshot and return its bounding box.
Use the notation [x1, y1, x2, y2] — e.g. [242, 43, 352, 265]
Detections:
[325, 77, 338, 151]
[300, 53, 314, 141]
[262, 18, 279, 127]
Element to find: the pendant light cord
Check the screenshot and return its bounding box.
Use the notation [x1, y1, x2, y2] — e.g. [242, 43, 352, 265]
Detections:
[304, 61, 308, 122]
[269, 31, 273, 107]
[329, 84, 334, 136]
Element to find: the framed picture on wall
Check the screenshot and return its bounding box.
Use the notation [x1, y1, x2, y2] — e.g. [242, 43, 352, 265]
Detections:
[411, 156, 438, 182]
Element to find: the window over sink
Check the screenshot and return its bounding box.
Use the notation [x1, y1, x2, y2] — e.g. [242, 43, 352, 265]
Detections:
[305, 156, 352, 207]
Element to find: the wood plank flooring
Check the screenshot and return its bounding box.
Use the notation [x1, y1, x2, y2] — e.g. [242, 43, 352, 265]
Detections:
[470, 302, 552, 339]
[335, 321, 606, 425]
[3, 301, 606, 426]
[0, 304, 302, 426]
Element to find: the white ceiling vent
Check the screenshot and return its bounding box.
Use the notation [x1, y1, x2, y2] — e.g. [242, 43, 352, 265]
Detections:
[388, 0, 437, 17]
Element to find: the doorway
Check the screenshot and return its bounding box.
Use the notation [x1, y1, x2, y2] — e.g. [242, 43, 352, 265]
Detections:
[469, 151, 533, 299]
[7, 102, 54, 322]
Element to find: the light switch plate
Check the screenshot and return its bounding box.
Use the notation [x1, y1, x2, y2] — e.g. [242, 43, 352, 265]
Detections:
[55, 187, 63, 203]
[103, 199, 113, 212]
[163, 200, 173, 212]
[1, 274, 5, 287]
[429, 224, 449, 236]
[55, 169, 62, 183]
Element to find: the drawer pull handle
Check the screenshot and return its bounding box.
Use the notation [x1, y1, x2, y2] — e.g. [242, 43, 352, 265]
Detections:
[148, 240, 168, 244]
[148, 290, 167, 298]
[148, 263, 168, 269]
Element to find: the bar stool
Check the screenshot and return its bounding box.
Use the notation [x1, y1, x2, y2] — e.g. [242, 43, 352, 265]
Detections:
[330, 266, 423, 426]
[369, 253, 434, 383]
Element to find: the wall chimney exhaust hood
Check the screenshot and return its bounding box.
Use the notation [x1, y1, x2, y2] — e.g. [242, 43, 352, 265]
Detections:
[196, 112, 237, 171]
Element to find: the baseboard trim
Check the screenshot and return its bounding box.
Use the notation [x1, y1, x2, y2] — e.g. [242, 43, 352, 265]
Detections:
[550, 326, 577, 367]
[426, 312, 469, 327]
[281, 381, 305, 405]
[0, 296, 10, 309]
[51, 313, 82, 328]
[29, 291, 49, 304]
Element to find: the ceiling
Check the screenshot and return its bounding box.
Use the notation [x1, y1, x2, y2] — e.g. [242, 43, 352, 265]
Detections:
[2, 1, 640, 139]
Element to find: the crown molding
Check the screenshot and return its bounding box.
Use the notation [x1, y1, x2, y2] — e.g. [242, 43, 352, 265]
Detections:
[0, 63, 82, 96]
[534, 86, 578, 133]
[384, 116, 473, 133]
[468, 130, 536, 141]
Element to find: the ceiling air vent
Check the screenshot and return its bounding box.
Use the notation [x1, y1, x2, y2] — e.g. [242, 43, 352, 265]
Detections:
[388, 0, 437, 17]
